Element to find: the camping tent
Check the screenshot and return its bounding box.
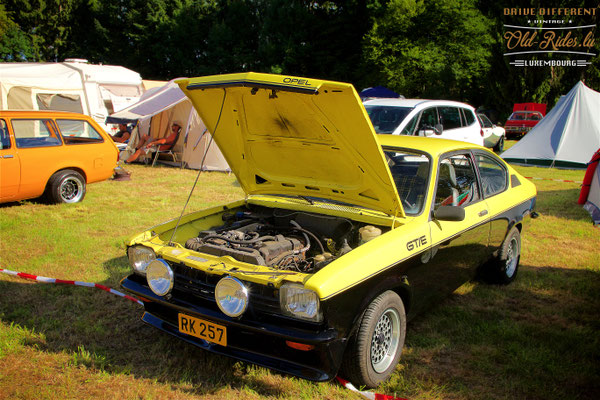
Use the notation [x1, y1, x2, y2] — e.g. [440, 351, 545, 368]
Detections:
[359, 86, 401, 100]
[107, 80, 229, 171]
[578, 149, 600, 225]
[501, 81, 600, 168]
[0, 59, 143, 133]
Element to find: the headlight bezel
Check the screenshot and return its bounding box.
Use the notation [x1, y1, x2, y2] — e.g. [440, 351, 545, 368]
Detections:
[127, 245, 156, 276]
[279, 283, 322, 322]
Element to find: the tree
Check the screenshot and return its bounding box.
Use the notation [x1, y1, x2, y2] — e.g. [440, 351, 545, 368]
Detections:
[363, 0, 494, 103]
[0, 4, 35, 61]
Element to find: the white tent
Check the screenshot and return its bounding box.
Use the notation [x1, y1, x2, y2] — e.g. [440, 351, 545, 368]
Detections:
[107, 80, 229, 171]
[0, 59, 143, 133]
[501, 81, 600, 168]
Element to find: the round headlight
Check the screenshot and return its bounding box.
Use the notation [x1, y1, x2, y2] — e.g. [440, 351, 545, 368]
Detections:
[127, 246, 156, 276]
[146, 259, 174, 296]
[215, 277, 248, 318]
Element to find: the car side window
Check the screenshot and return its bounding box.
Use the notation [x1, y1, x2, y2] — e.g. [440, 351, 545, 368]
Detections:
[463, 109, 476, 126]
[0, 119, 10, 149]
[438, 107, 462, 130]
[56, 119, 104, 144]
[12, 119, 62, 148]
[400, 114, 420, 135]
[417, 107, 438, 135]
[434, 154, 479, 209]
[478, 114, 492, 128]
[476, 155, 508, 197]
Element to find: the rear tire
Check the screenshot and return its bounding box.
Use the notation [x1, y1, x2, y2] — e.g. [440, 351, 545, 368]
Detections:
[47, 170, 86, 204]
[340, 290, 406, 388]
[487, 227, 521, 284]
[494, 136, 504, 152]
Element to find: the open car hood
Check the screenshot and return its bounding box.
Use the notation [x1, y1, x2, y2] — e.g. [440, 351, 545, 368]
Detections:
[176, 73, 404, 217]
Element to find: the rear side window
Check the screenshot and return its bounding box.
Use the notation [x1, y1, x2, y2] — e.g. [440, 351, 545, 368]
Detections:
[476, 155, 508, 197]
[12, 119, 62, 148]
[463, 109, 476, 126]
[56, 119, 104, 144]
[438, 107, 462, 130]
[0, 119, 10, 149]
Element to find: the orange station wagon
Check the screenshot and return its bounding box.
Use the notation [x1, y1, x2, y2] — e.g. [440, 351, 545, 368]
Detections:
[0, 110, 119, 204]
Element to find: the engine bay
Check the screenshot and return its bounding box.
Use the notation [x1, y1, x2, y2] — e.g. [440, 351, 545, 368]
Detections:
[185, 206, 386, 273]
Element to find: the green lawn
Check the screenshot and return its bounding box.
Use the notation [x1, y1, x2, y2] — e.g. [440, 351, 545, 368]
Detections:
[0, 163, 598, 399]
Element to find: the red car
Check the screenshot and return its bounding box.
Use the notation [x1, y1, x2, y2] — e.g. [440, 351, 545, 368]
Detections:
[504, 103, 546, 138]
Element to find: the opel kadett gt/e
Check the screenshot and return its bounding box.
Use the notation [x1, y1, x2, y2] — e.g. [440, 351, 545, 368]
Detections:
[121, 73, 537, 387]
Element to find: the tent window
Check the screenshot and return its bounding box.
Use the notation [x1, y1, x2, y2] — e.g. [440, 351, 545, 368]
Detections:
[56, 119, 104, 145]
[36, 93, 84, 113]
[99, 84, 142, 98]
[12, 119, 62, 148]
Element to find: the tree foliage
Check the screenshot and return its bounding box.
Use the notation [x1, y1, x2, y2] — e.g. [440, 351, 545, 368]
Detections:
[1, 0, 598, 117]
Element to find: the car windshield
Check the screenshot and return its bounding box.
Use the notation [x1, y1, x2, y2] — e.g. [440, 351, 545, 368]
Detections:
[383, 148, 430, 215]
[365, 105, 413, 134]
[509, 111, 541, 121]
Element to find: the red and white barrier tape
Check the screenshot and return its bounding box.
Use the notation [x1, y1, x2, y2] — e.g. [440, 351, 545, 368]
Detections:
[0, 268, 143, 306]
[0, 267, 407, 399]
[524, 176, 582, 184]
[336, 377, 408, 400]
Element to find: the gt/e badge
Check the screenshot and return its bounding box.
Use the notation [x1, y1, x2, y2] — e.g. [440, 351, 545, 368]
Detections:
[407, 235, 427, 251]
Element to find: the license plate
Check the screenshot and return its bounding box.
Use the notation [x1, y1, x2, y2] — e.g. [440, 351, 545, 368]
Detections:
[178, 313, 227, 346]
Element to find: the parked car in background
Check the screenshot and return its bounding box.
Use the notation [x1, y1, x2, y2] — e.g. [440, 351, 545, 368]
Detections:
[0, 110, 119, 204]
[121, 73, 537, 389]
[363, 98, 484, 146]
[478, 113, 506, 152]
[504, 103, 546, 138]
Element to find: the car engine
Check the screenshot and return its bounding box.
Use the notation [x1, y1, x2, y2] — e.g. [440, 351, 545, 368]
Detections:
[184, 208, 382, 273]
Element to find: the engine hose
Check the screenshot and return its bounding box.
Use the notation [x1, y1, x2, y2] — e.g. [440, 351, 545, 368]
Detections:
[289, 221, 325, 254]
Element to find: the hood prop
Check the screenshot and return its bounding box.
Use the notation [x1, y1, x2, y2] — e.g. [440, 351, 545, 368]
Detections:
[167, 89, 227, 246]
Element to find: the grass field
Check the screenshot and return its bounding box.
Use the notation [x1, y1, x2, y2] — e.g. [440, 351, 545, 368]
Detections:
[1, 147, 598, 400]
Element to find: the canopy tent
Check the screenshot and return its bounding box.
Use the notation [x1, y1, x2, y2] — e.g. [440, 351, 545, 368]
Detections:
[0, 60, 143, 133]
[578, 149, 600, 225]
[501, 81, 600, 168]
[359, 86, 402, 100]
[107, 80, 229, 171]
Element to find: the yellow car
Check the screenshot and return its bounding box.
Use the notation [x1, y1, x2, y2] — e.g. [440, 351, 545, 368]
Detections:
[0, 110, 119, 204]
[121, 73, 537, 388]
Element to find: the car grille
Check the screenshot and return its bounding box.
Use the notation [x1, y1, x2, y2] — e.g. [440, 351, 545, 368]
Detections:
[171, 262, 282, 316]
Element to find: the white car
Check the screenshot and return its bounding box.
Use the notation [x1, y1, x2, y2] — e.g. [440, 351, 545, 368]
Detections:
[363, 99, 484, 146]
[477, 113, 506, 152]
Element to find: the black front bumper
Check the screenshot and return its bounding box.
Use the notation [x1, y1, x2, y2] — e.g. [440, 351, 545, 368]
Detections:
[120, 275, 346, 381]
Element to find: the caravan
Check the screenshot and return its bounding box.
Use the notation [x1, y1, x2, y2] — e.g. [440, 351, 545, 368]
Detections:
[0, 59, 143, 133]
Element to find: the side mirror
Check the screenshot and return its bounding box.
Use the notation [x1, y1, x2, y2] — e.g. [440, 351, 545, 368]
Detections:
[433, 123, 443, 135]
[433, 205, 465, 221]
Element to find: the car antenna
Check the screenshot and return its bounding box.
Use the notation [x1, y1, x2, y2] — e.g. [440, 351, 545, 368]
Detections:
[167, 88, 227, 246]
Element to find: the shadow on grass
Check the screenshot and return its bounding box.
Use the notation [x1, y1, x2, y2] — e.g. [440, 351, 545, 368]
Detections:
[398, 264, 600, 400]
[535, 188, 591, 222]
[0, 256, 293, 397]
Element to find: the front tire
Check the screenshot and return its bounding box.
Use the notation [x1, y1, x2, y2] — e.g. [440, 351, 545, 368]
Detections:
[340, 290, 406, 388]
[47, 170, 86, 204]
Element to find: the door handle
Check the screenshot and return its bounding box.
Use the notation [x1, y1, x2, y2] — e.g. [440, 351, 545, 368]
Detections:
[478, 210, 488, 217]
[2, 155, 14, 159]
